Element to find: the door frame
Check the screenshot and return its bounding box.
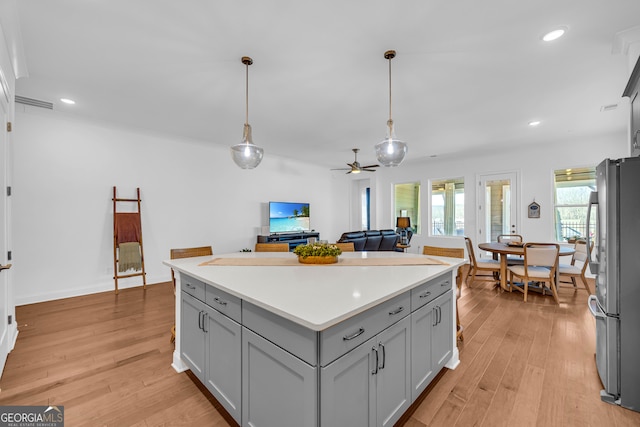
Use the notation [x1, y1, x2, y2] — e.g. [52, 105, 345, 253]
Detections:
[476, 171, 520, 257]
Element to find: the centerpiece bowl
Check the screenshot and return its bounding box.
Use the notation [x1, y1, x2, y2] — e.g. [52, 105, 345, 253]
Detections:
[293, 242, 342, 265]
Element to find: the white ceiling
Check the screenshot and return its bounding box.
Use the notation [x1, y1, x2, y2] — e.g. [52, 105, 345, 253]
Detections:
[13, 1, 640, 169]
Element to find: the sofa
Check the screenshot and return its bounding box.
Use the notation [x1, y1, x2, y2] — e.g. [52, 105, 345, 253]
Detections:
[337, 229, 399, 251]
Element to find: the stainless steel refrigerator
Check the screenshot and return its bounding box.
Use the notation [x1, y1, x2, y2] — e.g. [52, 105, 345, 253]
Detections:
[587, 156, 640, 412]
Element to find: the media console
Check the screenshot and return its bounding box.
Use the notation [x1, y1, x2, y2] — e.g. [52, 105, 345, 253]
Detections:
[257, 231, 320, 251]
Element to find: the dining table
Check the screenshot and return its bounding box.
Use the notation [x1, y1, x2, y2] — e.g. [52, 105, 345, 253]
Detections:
[477, 241, 575, 292]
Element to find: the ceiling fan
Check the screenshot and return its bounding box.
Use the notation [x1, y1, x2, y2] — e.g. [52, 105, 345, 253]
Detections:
[331, 149, 380, 174]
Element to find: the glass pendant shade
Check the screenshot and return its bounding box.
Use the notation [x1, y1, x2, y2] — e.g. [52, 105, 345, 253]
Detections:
[231, 124, 263, 169]
[375, 50, 407, 167]
[230, 56, 263, 169]
[375, 120, 407, 167]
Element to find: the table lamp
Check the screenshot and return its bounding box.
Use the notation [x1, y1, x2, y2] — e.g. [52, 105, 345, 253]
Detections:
[396, 217, 411, 244]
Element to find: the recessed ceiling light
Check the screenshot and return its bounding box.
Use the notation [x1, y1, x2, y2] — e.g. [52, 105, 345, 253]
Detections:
[542, 27, 567, 42]
[60, 98, 75, 105]
[529, 120, 541, 127]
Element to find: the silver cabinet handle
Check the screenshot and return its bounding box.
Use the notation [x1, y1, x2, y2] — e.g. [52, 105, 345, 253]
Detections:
[343, 327, 365, 341]
[433, 307, 438, 327]
[185, 283, 196, 290]
[419, 291, 432, 299]
[198, 310, 203, 330]
[372, 347, 379, 375]
[379, 342, 386, 370]
[202, 312, 208, 333]
[388, 306, 404, 316]
[441, 280, 450, 287]
[213, 297, 227, 306]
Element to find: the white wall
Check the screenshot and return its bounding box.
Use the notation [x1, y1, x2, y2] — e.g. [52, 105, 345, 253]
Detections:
[11, 102, 632, 305]
[372, 133, 629, 256]
[13, 107, 349, 304]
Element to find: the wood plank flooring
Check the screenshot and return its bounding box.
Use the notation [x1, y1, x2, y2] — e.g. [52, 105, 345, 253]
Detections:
[1, 274, 639, 426]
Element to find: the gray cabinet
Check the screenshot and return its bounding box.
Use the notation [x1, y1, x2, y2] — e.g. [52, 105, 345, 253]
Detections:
[181, 285, 242, 424]
[205, 307, 241, 422]
[178, 269, 456, 427]
[242, 327, 317, 427]
[181, 292, 206, 379]
[321, 315, 411, 427]
[410, 290, 453, 400]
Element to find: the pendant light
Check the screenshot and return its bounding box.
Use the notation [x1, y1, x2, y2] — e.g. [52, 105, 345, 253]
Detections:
[230, 56, 264, 169]
[374, 50, 407, 167]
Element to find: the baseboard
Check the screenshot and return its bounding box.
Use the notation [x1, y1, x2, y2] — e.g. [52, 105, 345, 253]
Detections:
[15, 273, 170, 306]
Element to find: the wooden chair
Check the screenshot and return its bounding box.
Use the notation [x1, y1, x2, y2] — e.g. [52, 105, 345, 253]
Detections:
[558, 239, 592, 293]
[255, 242, 290, 252]
[497, 234, 523, 243]
[497, 234, 524, 265]
[464, 237, 501, 287]
[169, 245, 213, 343]
[422, 245, 465, 341]
[335, 242, 355, 252]
[508, 243, 560, 304]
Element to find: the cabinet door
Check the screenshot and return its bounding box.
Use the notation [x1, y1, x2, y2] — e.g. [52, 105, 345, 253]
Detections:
[242, 327, 317, 427]
[410, 300, 436, 400]
[432, 290, 453, 371]
[376, 316, 411, 427]
[181, 292, 206, 381]
[321, 336, 376, 427]
[205, 309, 242, 424]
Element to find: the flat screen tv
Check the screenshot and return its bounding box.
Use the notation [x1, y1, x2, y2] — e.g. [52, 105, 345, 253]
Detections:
[269, 201, 310, 234]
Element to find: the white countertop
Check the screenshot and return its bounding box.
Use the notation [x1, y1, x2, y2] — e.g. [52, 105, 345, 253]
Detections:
[164, 251, 465, 331]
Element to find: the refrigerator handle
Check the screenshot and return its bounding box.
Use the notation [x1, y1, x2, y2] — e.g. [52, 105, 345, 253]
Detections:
[586, 191, 599, 275]
[588, 295, 604, 319]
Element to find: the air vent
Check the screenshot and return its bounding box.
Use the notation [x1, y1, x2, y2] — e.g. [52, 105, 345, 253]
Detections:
[600, 104, 618, 112]
[15, 95, 53, 110]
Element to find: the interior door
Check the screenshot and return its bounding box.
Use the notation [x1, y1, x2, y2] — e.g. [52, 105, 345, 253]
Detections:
[0, 87, 9, 373]
[477, 172, 519, 251]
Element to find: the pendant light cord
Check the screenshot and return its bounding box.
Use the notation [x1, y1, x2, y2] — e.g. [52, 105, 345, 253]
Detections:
[245, 61, 249, 126]
[388, 55, 392, 125]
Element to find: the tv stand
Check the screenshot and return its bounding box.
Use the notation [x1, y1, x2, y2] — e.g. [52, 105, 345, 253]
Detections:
[257, 231, 320, 251]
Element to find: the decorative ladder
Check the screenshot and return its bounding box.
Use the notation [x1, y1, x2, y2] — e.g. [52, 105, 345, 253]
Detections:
[112, 186, 147, 294]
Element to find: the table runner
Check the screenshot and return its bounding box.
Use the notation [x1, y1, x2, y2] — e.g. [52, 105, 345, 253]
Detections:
[199, 256, 448, 267]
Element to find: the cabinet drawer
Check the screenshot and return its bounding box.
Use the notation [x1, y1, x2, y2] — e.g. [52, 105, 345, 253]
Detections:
[206, 285, 241, 323]
[410, 273, 451, 312]
[243, 302, 318, 366]
[320, 291, 410, 367]
[181, 273, 206, 302]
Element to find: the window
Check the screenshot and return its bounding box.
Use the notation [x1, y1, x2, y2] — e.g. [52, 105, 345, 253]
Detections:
[394, 182, 420, 234]
[361, 186, 370, 230]
[554, 167, 596, 242]
[431, 178, 464, 236]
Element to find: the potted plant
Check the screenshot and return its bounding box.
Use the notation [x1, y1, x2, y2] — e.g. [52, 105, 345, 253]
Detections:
[293, 242, 342, 264]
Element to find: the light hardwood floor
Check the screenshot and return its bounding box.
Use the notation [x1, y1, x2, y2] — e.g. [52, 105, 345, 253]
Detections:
[1, 273, 640, 426]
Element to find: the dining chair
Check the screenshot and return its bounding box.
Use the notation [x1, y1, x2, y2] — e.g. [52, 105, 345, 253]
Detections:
[169, 245, 213, 343]
[558, 239, 592, 293]
[508, 242, 560, 304]
[497, 234, 523, 243]
[497, 234, 525, 265]
[334, 242, 355, 252]
[464, 237, 501, 287]
[255, 242, 290, 252]
[422, 245, 465, 341]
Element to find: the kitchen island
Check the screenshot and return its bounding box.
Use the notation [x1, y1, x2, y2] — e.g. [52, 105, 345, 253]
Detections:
[164, 251, 464, 427]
